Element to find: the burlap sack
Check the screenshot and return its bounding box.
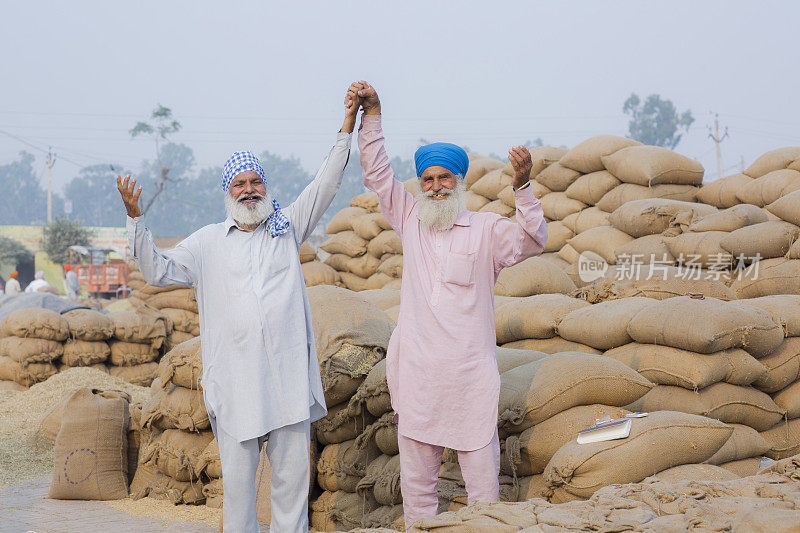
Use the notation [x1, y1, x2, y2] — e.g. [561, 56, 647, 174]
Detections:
[502, 404, 629, 477]
[350, 191, 380, 212]
[731, 258, 800, 298]
[465, 190, 491, 212]
[529, 147, 568, 176]
[543, 221, 573, 253]
[109, 309, 167, 348]
[108, 362, 159, 386]
[140, 428, 213, 481]
[315, 401, 377, 446]
[560, 135, 642, 174]
[605, 343, 766, 390]
[376, 256, 403, 280]
[718, 457, 761, 477]
[479, 199, 515, 217]
[773, 380, 800, 419]
[39, 388, 132, 446]
[202, 477, 223, 508]
[497, 352, 652, 434]
[464, 157, 505, 188]
[146, 289, 198, 313]
[760, 418, 800, 459]
[561, 207, 611, 235]
[539, 253, 570, 270]
[0, 380, 27, 391]
[368, 230, 403, 258]
[352, 212, 392, 241]
[614, 235, 675, 265]
[735, 169, 800, 206]
[131, 465, 205, 504]
[516, 474, 548, 502]
[765, 189, 800, 226]
[542, 411, 732, 500]
[626, 296, 784, 357]
[496, 348, 549, 374]
[0, 356, 57, 386]
[298, 241, 317, 263]
[311, 490, 379, 531]
[540, 192, 587, 220]
[601, 146, 705, 186]
[345, 254, 381, 278]
[557, 243, 580, 264]
[563, 171, 621, 205]
[688, 204, 768, 233]
[752, 338, 800, 393]
[301, 261, 340, 287]
[348, 359, 391, 418]
[556, 297, 656, 350]
[471, 169, 512, 200]
[327, 206, 368, 234]
[62, 339, 110, 366]
[494, 294, 590, 344]
[142, 383, 209, 432]
[375, 423, 399, 456]
[0, 336, 62, 365]
[663, 231, 733, 269]
[494, 257, 577, 297]
[364, 272, 393, 290]
[198, 438, 222, 479]
[720, 220, 800, 260]
[652, 464, 739, 483]
[608, 199, 717, 238]
[501, 337, 602, 354]
[317, 438, 380, 493]
[1, 308, 69, 341]
[696, 173, 754, 208]
[744, 147, 800, 178]
[704, 423, 772, 465]
[321, 343, 385, 408]
[324, 253, 351, 272]
[159, 336, 202, 390]
[63, 309, 115, 341]
[596, 184, 699, 213]
[535, 164, 581, 192]
[356, 454, 403, 506]
[790, 239, 800, 259]
[160, 308, 199, 335]
[109, 340, 159, 366]
[637, 383, 784, 431]
[363, 505, 405, 530]
[567, 226, 634, 265]
[337, 272, 366, 292]
[320, 230, 369, 258]
[49, 388, 130, 500]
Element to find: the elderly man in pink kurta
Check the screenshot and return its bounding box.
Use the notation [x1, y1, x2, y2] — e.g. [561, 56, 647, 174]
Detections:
[351, 81, 548, 527]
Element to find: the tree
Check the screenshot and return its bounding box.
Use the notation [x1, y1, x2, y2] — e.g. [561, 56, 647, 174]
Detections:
[623, 93, 694, 149]
[42, 217, 93, 265]
[0, 236, 33, 268]
[130, 104, 182, 214]
[259, 151, 310, 206]
[0, 152, 49, 225]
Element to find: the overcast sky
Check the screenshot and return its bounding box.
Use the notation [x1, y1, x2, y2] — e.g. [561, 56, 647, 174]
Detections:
[2, 1, 798, 194]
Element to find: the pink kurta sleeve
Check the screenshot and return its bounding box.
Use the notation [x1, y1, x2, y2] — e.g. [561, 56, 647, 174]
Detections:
[358, 115, 414, 235]
[491, 185, 548, 271]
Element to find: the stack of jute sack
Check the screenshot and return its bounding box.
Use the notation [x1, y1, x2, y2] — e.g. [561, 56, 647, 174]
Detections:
[106, 305, 169, 387]
[0, 308, 66, 389]
[58, 308, 114, 374]
[298, 241, 340, 287]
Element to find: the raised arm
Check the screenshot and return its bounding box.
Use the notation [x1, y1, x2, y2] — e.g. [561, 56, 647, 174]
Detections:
[117, 175, 198, 287]
[356, 81, 414, 235]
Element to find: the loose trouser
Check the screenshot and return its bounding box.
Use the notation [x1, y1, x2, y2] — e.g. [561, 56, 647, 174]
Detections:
[397, 429, 501, 529]
[210, 416, 311, 533]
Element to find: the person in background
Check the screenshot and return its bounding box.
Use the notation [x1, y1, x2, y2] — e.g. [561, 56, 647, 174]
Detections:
[25, 271, 51, 293]
[64, 265, 80, 300]
[5, 271, 21, 296]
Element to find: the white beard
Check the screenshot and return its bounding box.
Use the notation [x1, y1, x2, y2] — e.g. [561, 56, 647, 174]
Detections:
[415, 180, 466, 231]
[224, 192, 271, 227]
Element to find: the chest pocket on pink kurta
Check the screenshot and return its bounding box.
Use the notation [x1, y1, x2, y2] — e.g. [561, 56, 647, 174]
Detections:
[444, 251, 477, 286]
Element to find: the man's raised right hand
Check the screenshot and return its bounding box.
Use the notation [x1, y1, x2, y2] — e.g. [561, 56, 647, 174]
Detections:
[354, 80, 381, 115]
[117, 174, 143, 218]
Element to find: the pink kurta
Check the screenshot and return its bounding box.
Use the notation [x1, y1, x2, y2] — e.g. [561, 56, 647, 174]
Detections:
[359, 115, 548, 451]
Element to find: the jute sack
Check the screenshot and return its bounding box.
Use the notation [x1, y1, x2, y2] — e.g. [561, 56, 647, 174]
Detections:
[159, 336, 202, 390]
[688, 204, 768, 232]
[375, 422, 399, 456]
[494, 293, 590, 344]
[311, 490, 379, 532]
[766, 189, 800, 226]
[704, 423, 772, 465]
[556, 297, 656, 350]
[377, 256, 403, 279]
[760, 418, 800, 459]
[131, 465, 205, 504]
[348, 359, 391, 418]
[198, 438, 222, 479]
[356, 454, 402, 505]
[62, 339, 110, 366]
[626, 296, 784, 357]
[346, 254, 381, 278]
[559, 135, 642, 174]
[601, 146, 705, 186]
[109, 340, 159, 366]
[49, 387, 130, 500]
[1, 308, 69, 341]
[464, 157, 505, 188]
[542, 411, 733, 500]
[299, 241, 317, 263]
[535, 164, 581, 192]
[39, 388, 132, 446]
[791, 238, 800, 259]
[109, 309, 167, 348]
[564, 171, 621, 205]
[324, 253, 350, 272]
[317, 438, 380, 493]
[543, 221, 574, 253]
[471, 169, 512, 200]
[516, 474, 548, 501]
[720, 221, 800, 260]
[744, 147, 800, 178]
[614, 235, 675, 265]
[609, 198, 717, 238]
[540, 192, 587, 220]
[604, 343, 766, 390]
[326, 206, 368, 234]
[561, 207, 611, 235]
[322, 343, 385, 408]
[751, 337, 800, 393]
[696, 173, 754, 208]
[557, 243, 580, 264]
[202, 478, 222, 508]
[364, 272, 393, 290]
[567, 226, 634, 265]
[108, 362, 159, 387]
[636, 383, 784, 431]
[368, 230, 403, 258]
[58, 362, 108, 374]
[479, 199, 515, 217]
[301, 261, 340, 287]
[0, 356, 57, 386]
[63, 309, 115, 341]
[663, 231, 733, 268]
[596, 183, 699, 213]
[730, 258, 800, 298]
[140, 428, 213, 481]
[0, 380, 27, 391]
[142, 383, 209, 432]
[735, 169, 800, 206]
[496, 347, 550, 374]
[718, 457, 762, 477]
[159, 308, 199, 335]
[494, 257, 577, 297]
[166, 330, 195, 349]
[350, 191, 380, 212]
[320, 230, 368, 257]
[497, 352, 652, 434]
[651, 464, 739, 483]
[539, 252, 571, 270]
[0, 336, 62, 365]
[363, 505, 405, 531]
[773, 380, 800, 419]
[352, 212, 392, 241]
[339, 272, 367, 292]
[529, 147, 568, 176]
[465, 190, 490, 212]
[315, 401, 376, 446]
[146, 289, 198, 313]
[501, 404, 629, 477]
[501, 337, 602, 355]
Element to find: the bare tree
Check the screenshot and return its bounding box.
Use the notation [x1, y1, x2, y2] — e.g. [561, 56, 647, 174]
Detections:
[129, 104, 182, 214]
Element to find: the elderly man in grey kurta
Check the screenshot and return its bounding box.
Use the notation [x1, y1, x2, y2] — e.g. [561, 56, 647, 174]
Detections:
[117, 90, 359, 532]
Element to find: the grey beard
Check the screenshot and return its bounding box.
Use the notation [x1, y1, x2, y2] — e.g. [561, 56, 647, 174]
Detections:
[415, 180, 466, 231]
[224, 192, 271, 227]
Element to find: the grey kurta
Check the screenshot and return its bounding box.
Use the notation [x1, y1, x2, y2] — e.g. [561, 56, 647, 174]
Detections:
[128, 132, 352, 442]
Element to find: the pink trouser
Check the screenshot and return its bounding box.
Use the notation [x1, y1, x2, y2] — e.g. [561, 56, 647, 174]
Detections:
[398, 430, 501, 529]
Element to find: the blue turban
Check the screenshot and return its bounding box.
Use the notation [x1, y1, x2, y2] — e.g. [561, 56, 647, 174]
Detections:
[221, 150, 265, 191]
[414, 142, 469, 178]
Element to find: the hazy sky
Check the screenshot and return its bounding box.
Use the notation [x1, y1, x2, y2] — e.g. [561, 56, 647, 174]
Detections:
[2, 1, 798, 194]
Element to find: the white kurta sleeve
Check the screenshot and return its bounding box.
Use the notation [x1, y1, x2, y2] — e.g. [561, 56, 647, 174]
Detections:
[127, 215, 199, 287]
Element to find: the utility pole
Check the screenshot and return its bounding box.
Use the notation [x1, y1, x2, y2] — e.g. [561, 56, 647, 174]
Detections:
[707, 114, 729, 180]
[46, 148, 56, 224]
